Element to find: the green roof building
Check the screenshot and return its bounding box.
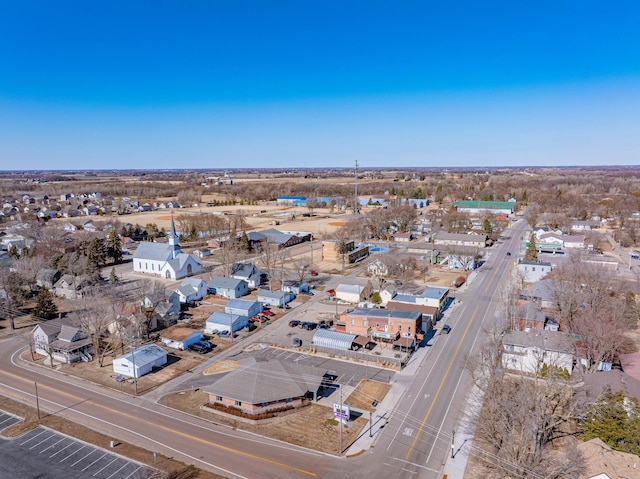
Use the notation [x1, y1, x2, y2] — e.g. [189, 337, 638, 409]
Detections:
[453, 200, 515, 215]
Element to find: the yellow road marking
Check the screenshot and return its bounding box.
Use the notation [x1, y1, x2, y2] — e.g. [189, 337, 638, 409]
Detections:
[0, 368, 317, 477]
[405, 306, 479, 460]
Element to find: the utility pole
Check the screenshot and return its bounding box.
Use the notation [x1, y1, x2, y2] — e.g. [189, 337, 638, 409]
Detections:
[131, 341, 138, 395]
[354, 159, 359, 215]
[369, 411, 372, 438]
[339, 386, 343, 454]
[34, 382, 41, 419]
[451, 429, 455, 458]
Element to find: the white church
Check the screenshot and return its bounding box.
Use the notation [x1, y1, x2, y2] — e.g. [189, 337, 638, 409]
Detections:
[132, 218, 202, 280]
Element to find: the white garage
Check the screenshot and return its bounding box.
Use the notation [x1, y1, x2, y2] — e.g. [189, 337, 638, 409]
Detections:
[112, 344, 167, 378]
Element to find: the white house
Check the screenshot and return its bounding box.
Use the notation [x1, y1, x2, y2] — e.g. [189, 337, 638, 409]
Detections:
[282, 281, 309, 294]
[207, 277, 249, 299]
[32, 323, 92, 364]
[132, 217, 202, 280]
[174, 277, 208, 304]
[257, 289, 293, 308]
[379, 286, 397, 306]
[112, 344, 167, 378]
[335, 282, 373, 304]
[160, 326, 203, 351]
[225, 299, 262, 318]
[517, 261, 553, 283]
[229, 263, 261, 288]
[502, 330, 574, 375]
[205, 312, 249, 335]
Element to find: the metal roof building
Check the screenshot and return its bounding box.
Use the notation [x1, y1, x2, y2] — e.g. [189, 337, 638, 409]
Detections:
[312, 329, 356, 351]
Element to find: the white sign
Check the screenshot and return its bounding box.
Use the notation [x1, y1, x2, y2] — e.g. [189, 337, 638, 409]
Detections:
[333, 402, 350, 421]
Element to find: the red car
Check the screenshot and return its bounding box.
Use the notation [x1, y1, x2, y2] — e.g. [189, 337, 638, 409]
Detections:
[310, 270, 318, 276]
[262, 310, 275, 317]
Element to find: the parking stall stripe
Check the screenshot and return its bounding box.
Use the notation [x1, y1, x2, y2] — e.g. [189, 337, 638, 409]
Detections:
[0, 415, 15, 426]
[30, 433, 56, 449]
[20, 429, 46, 446]
[71, 448, 95, 467]
[124, 465, 142, 479]
[50, 441, 73, 458]
[60, 445, 85, 462]
[40, 437, 66, 453]
[106, 462, 130, 479]
[93, 457, 119, 477]
[82, 452, 108, 471]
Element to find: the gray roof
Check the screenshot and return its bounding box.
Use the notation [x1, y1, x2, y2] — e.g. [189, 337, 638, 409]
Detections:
[57, 325, 81, 342]
[514, 301, 545, 322]
[312, 329, 356, 351]
[347, 307, 422, 320]
[181, 277, 205, 288]
[206, 312, 249, 326]
[204, 357, 328, 404]
[393, 293, 418, 304]
[256, 228, 297, 245]
[420, 286, 449, 300]
[133, 241, 178, 262]
[208, 276, 246, 290]
[503, 330, 575, 353]
[225, 299, 260, 310]
[115, 344, 167, 367]
[434, 231, 487, 243]
[230, 263, 257, 278]
[257, 289, 288, 299]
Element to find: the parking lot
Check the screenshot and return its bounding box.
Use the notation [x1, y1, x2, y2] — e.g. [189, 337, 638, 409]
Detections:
[243, 346, 394, 386]
[0, 411, 21, 432]
[0, 425, 151, 479]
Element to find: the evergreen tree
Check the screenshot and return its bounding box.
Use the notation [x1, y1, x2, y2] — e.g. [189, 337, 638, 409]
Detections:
[580, 388, 640, 456]
[7, 244, 19, 259]
[109, 267, 119, 284]
[33, 288, 58, 320]
[371, 291, 382, 304]
[106, 230, 123, 263]
[86, 237, 107, 270]
[482, 218, 493, 234]
[524, 233, 539, 262]
[239, 231, 251, 252]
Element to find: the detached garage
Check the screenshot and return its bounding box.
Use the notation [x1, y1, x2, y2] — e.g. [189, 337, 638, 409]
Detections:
[205, 312, 249, 335]
[160, 326, 203, 351]
[112, 344, 167, 378]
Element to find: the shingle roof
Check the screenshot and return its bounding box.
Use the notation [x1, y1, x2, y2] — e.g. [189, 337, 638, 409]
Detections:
[204, 358, 327, 404]
[133, 241, 176, 262]
[347, 307, 421, 320]
[208, 276, 246, 290]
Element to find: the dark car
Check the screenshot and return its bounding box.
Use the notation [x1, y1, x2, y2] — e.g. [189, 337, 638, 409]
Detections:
[189, 341, 213, 354]
[292, 337, 302, 347]
[288, 320, 301, 327]
[300, 321, 317, 330]
[441, 324, 452, 334]
[506, 251, 511, 256]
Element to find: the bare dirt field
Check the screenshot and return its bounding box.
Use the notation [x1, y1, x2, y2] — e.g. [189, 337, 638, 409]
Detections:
[0, 395, 223, 479]
[160, 377, 391, 455]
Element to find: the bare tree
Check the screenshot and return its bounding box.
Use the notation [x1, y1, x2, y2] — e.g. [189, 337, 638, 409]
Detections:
[72, 292, 116, 367]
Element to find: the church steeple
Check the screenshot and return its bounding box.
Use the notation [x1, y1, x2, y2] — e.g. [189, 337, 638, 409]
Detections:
[169, 215, 179, 258]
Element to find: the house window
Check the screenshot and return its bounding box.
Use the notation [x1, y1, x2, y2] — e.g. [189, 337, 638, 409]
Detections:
[151, 263, 154, 271]
[376, 323, 380, 328]
[505, 344, 514, 351]
[384, 324, 388, 332]
[286, 398, 293, 403]
[398, 325, 402, 332]
[216, 395, 222, 401]
[408, 326, 411, 334]
[235, 400, 241, 407]
[351, 319, 355, 326]
[363, 320, 367, 327]
[262, 402, 269, 407]
[532, 267, 536, 271]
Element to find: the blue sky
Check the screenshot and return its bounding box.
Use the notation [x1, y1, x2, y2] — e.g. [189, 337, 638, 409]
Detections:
[1, 1, 639, 170]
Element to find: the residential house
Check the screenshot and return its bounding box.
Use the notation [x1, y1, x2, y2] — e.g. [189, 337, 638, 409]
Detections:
[204, 357, 330, 415]
[36, 269, 61, 290]
[282, 281, 309, 294]
[519, 279, 556, 309]
[132, 217, 202, 280]
[160, 326, 203, 351]
[112, 344, 167, 378]
[174, 277, 207, 304]
[53, 274, 90, 299]
[193, 248, 211, 258]
[571, 220, 601, 232]
[340, 307, 423, 349]
[207, 277, 248, 299]
[257, 289, 293, 308]
[502, 330, 574, 375]
[32, 323, 92, 364]
[510, 300, 550, 332]
[517, 260, 553, 282]
[335, 282, 373, 304]
[379, 286, 397, 306]
[205, 312, 249, 335]
[229, 263, 261, 289]
[225, 299, 262, 318]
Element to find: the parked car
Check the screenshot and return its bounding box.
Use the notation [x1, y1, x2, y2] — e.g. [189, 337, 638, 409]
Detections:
[318, 323, 330, 329]
[289, 320, 301, 327]
[300, 321, 317, 331]
[189, 341, 213, 354]
[441, 324, 452, 334]
[292, 337, 302, 347]
[262, 310, 275, 317]
[310, 270, 318, 276]
[506, 251, 511, 256]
